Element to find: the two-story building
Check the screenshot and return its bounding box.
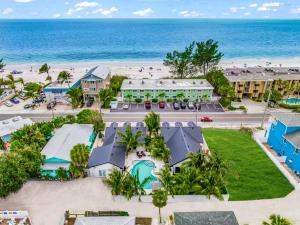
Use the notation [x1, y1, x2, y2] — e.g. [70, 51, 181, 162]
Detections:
[267, 113, 300, 175]
[80, 66, 111, 103]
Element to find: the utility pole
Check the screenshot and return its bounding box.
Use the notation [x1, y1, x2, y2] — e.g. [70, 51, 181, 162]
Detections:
[261, 90, 271, 129]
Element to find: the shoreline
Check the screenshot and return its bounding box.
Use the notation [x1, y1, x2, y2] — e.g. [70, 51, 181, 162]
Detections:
[2, 58, 300, 84]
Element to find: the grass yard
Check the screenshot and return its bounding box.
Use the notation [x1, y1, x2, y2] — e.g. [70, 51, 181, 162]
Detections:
[202, 128, 294, 201]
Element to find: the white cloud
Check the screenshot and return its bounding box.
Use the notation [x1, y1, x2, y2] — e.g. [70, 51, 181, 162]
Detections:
[179, 10, 200, 17]
[14, 0, 33, 2]
[101, 7, 118, 16]
[244, 12, 251, 16]
[249, 3, 258, 8]
[239, 6, 246, 10]
[133, 8, 153, 17]
[53, 13, 61, 18]
[2, 8, 13, 15]
[257, 2, 282, 11]
[229, 7, 238, 13]
[291, 7, 300, 14]
[75, 1, 99, 8]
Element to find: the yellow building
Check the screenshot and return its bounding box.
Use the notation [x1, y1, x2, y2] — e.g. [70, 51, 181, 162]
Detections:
[224, 67, 300, 99]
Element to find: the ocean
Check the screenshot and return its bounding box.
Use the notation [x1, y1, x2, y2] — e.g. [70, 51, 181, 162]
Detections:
[0, 19, 300, 63]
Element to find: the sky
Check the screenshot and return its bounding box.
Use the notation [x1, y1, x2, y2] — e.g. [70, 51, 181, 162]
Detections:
[1, 0, 300, 19]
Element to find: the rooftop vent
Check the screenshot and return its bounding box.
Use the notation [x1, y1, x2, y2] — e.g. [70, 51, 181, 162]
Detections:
[129, 81, 132, 84]
[172, 81, 176, 84]
[193, 81, 196, 84]
[200, 81, 203, 84]
[175, 122, 183, 127]
[162, 121, 170, 128]
[160, 81, 163, 84]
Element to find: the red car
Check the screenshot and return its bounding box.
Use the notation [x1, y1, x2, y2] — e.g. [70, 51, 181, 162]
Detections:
[200, 117, 213, 122]
[144, 101, 151, 110]
[159, 101, 165, 109]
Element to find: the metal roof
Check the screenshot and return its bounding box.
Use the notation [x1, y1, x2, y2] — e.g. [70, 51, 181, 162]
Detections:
[272, 113, 300, 127]
[161, 124, 203, 166]
[42, 124, 94, 162]
[121, 79, 214, 91]
[0, 116, 33, 138]
[82, 66, 111, 81]
[284, 130, 300, 149]
[174, 211, 239, 225]
[88, 125, 146, 169]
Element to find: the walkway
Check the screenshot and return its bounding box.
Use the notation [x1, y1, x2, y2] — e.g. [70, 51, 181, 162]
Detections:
[0, 178, 299, 225]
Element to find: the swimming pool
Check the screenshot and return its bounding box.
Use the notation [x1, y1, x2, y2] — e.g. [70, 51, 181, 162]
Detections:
[283, 98, 300, 104]
[131, 160, 157, 190]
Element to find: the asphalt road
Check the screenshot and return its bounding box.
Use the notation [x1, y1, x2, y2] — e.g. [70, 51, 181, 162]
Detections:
[0, 112, 269, 124]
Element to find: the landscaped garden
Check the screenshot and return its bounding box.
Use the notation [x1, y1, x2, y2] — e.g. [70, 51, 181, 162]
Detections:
[202, 128, 294, 201]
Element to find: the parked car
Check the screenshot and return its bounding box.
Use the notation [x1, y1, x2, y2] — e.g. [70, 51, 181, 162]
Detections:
[10, 97, 20, 104]
[200, 117, 213, 122]
[47, 101, 56, 110]
[86, 98, 94, 107]
[24, 103, 35, 109]
[180, 102, 187, 109]
[33, 97, 44, 104]
[19, 92, 27, 100]
[123, 104, 129, 110]
[194, 102, 201, 110]
[144, 101, 151, 110]
[159, 101, 165, 109]
[188, 102, 194, 110]
[173, 102, 180, 110]
[4, 101, 13, 107]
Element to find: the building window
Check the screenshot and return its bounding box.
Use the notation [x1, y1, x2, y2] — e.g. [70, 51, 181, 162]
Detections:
[99, 170, 106, 177]
[295, 148, 299, 154]
[283, 139, 287, 143]
[90, 88, 96, 91]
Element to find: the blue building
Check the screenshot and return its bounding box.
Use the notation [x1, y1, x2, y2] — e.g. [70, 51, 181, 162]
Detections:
[267, 113, 300, 175]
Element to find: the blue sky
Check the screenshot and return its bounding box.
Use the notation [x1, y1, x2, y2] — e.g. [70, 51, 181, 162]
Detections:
[1, 0, 300, 19]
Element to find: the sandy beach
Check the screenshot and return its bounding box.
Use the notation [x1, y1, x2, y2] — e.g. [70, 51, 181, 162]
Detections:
[1, 58, 300, 84]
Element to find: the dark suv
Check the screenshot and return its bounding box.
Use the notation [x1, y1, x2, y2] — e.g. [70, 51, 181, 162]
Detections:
[47, 101, 56, 110]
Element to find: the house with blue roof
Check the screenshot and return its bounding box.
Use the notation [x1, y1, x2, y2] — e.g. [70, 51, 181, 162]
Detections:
[267, 113, 300, 176]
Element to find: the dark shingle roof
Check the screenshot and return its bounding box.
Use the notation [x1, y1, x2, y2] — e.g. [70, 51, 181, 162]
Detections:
[161, 124, 203, 166]
[88, 125, 146, 169]
[174, 211, 239, 225]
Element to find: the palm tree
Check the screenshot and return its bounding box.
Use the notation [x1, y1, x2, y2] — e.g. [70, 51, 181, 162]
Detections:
[0, 137, 5, 150]
[145, 92, 151, 101]
[69, 144, 90, 178]
[132, 169, 151, 201]
[104, 168, 124, 195]
[158, 92, 166, 101]
[0, 58, 6, 70]
[158, 166, 175, 197]
[39, 63, 52, 82]
[262, 214, 292, 225]
[98, 89, 113, 109]
[176, 92, 184, 101]
[58, 71, 72, 88]
[183, 151, 207, 170]
[152, 189, 168, 223]
[144, 111, 160, 137]
[118, 125, 143, 154]
[91, 111, 105, 138]
[124, 93, 132, 103]
[6, 74, 17, 92]
[200, 171, 224, 200]
[67, 88, 83, 109]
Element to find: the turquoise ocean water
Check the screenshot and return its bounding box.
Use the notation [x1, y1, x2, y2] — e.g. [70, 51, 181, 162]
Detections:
[0, 19, 300, 63]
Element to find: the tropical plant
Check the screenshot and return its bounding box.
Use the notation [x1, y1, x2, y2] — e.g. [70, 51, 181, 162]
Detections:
[264, 90, 283, 104]
[124, 93, 132, 103]
[56, 167, 69, 181]
[193, 39, 223, 75]
[145, 92, 151, 100]
[144, 111, 160, 137]
[24, 82, 43, 93]
[152, 189, 168, 224]
[69, 144, 90, 178]
[262, 214, 292, 225]
[0, 58, 6, 70]
[98, 88, 114, 108]
[132, 169, 151, 201]
[118, 125, 143, 153]
[0, 137, 5, 150]
[164, 43, 196, 78]
[91, 110, 105, 138]
[6, 74, 17, 92]
[176, 92, 185, 101]
[104, 168, 124, 195]
[58, 71, 72, 88]
[158, 166, 175, 196]
[148, 135, 170, 163]
[68, 87, 83, 109]
[110, 75, 128, 95]
[158, 92, 166, 101]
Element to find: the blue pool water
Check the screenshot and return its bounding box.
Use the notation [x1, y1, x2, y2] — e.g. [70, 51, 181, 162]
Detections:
[1, 19, 300, 63]
[283, 98, 300, 104]
[131, 160, 157, 190]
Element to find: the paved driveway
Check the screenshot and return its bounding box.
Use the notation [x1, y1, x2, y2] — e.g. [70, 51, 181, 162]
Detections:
[0, 178, 300, 225]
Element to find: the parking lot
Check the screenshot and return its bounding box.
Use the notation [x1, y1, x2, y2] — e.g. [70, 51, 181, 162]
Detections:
[112, 102, 224, 113]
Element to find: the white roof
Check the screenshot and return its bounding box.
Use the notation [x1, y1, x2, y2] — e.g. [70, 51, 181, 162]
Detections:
[42, 124, 94, 162]
[121, 79, 214, 91]
[0, 116, 33, 137]
[74, 216, 135, 225]
[272, 113, 300, 127]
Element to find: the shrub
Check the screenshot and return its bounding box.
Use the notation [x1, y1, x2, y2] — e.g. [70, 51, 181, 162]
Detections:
[56, 167, 69, 181]
[183, 98, 189, 102]
[279, 102, 300, 109]
[239, 127, 253, 136]
[135, 98, 142, 103]
[24, 82, 42, 93]
[219, 97, 231, 108]
[152, 98, 158, 103]
[166, 98, 173, 103]
[227, 105, 236, 111]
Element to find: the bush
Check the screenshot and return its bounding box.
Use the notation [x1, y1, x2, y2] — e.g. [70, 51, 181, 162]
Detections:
[56, 167, 69, 181]
[183, 98, 189, 102]
[135, 98, 142, 103]
[152, 98, 158, 103]
[239, 127, 253, 136]
[219, 97, 231, 108]
[227, 105, 236, 110]
[24, 82, 42, 93]
[279, 102, 300, 109]
[166, 98, 173, 103]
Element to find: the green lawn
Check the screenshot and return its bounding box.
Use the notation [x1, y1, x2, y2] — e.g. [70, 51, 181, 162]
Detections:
[202, 128, 294, 201]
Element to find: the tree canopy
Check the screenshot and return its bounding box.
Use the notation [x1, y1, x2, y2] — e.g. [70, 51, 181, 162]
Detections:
[144, 111, 160, 137]
[69, 144, 90, 178]
[152, 189, 168, 223]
